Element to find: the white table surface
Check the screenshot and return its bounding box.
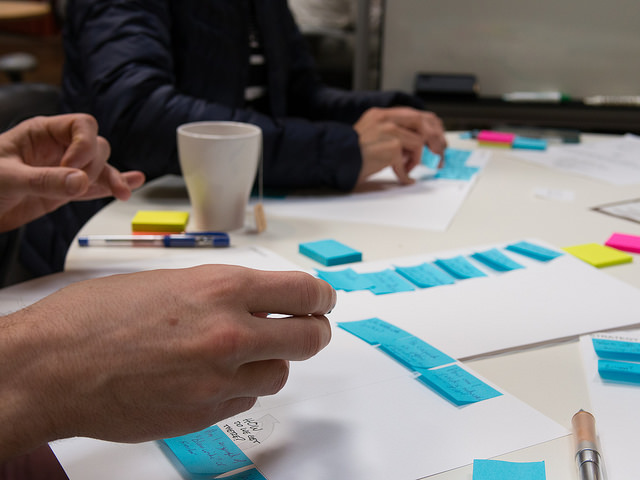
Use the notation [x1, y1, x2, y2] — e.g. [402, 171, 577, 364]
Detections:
[65, 133, 640, 479]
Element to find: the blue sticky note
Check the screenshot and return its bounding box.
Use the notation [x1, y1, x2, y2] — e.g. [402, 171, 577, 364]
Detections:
[471, 248, 525, 272]
[163, 426, 251, 476]
[433, 256, 488, 280]
[421, 147, 441, 170]
[338, 317, 411, 346]
[443, 148, 473, 167]
[512, 136, 548, 151]
[506, 241, 563, 262]
[299, 239, 362, 266]
[224, 469, 267, 480]
[316, 268, 374, 292]
[473, 459, 546, 480]
[415, 365, 502, 406]
[395, 263, 456, 288]
[598, 359, 640, 384]
[593, 338, 640, 362]
[435, 165, 480, 181]
[380, 336, 455, 370]
[361, 269, 416, 295]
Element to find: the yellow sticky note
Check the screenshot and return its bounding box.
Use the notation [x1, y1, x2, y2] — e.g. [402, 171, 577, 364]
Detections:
[562, 243, 632, 268]
[131, 210, 189, 233]
[478, 141, 512, 149]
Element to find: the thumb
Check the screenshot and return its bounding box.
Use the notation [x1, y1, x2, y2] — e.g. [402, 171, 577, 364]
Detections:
[24, 166, 90, 198]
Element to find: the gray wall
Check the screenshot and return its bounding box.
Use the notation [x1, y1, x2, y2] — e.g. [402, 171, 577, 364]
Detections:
[381, 0, 640, 98]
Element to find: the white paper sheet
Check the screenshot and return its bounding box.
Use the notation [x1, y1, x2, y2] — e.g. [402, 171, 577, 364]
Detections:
[52, 323, 568, 480]
[257, 150, 489, 231]
[325, 239, 640, 360]
[513, 134, 640, 185]
[578, 330, 640, 480]
[4, 244, 567, 480]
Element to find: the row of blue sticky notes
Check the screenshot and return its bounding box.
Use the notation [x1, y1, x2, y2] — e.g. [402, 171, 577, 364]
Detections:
[338, 318, 501, 406]
[163, 425, 254, 477]
[473, 459, 546, 480]
[299, 239, 362, 266]
[317, 241, 561, 295]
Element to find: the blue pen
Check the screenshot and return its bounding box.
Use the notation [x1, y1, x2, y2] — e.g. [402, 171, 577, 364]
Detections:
[78, 232, 229, 248]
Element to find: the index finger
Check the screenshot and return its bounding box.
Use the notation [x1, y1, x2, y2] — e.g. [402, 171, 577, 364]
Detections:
[45, 114, 106, 174]
[243, 270, 337, 316]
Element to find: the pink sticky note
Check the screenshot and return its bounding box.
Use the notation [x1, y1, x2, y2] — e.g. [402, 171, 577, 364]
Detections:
[477, 130, 515, 144]
[605, 232, 640, 254]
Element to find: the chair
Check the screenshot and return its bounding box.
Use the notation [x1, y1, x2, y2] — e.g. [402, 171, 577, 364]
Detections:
[0, 82, 60, 131]
[0, 51, 38, 82]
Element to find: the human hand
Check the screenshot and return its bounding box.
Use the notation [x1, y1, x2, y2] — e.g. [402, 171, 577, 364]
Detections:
[0, 114, 145, 232]
[0, 266, 335, 459]
[353, 107, 446, 186]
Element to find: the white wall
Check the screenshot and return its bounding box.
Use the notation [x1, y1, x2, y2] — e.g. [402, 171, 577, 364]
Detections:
[381, 0, 640, 98]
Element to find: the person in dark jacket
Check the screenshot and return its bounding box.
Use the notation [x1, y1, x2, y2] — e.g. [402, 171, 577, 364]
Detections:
[61, 0, 446, 192]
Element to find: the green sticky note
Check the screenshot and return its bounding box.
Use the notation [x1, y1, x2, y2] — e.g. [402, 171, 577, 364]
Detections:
[338, 317, 411, 346]
[415, 364, 502, 406]
[473, 459, 546, 480]
[562, 243, 632, 268]
[299, 239, 362, 266]
[131, 210, 189, 233]
[163, 425, 251, 476]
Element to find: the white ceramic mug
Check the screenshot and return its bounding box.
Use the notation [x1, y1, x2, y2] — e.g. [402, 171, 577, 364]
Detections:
[177, 121, 262, 232]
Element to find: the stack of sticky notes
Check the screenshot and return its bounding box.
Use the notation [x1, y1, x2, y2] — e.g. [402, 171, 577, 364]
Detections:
[562, 242, 632, 268]
[476, 130, 547, 150]
[299, 239, 362, 266]
[131, 210, 189, 233]
[605, 232, 640, 254]
[477, 130, 514, 148]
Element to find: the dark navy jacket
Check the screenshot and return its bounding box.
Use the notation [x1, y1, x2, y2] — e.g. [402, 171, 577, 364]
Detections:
[61, 0, 424, 191]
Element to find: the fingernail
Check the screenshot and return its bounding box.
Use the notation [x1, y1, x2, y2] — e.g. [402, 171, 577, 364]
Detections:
[65, 171, 85, 195]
